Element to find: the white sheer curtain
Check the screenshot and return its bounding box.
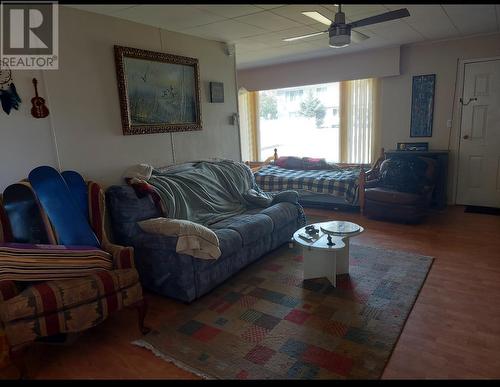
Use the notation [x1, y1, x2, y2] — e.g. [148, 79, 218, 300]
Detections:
[341, 78, 379, 164]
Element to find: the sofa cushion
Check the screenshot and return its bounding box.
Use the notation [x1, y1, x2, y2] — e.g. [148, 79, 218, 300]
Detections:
[213, 229, 243, 258]
[0, 243, 114, 282]
[0, 268, 139, 323]
[365, 188, 423, 205]
[210, 214, 273, 246]
[258, 202, 299, 230]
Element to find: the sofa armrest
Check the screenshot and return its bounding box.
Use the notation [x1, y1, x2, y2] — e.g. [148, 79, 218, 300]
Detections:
[130, 229, 178, 251]
[271, 190, 299, 205]
[128, 230, 197, 302]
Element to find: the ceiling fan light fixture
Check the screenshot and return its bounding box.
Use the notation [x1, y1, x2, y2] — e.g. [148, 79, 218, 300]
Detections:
[329, 25, 351, 48]
[329, 36, 350, 48]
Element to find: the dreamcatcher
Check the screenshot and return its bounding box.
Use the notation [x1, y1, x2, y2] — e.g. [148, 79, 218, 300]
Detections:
[0, 68, 22, 114]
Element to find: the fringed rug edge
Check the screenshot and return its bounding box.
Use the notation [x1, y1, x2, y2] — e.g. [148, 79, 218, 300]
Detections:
[132, 338, 215, 380]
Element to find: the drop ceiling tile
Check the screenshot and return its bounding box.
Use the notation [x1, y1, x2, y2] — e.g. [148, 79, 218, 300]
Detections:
[253, 5, 286, 10]
[179, 19, 267, 42]
[384, 5, 459, 40]
[442, 5, 498, 35]
[113, 5, 225, 30]
[195, 5, 262, 19]
[335, 5, 389, 21]
[235, 40, 271, 54]
[366, 19, 425, 44]
[241, 26, 324, 47]
[234, 11, 302, 32]
[269, 5, 335, 26]
[67, 5, 136, 15]
[319, 4, 397, 24]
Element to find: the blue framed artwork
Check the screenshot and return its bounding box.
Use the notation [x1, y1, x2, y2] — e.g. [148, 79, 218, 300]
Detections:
[410, 74, 435, 137]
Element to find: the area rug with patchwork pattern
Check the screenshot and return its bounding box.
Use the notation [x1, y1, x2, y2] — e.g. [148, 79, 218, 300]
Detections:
[133, 242, 433, 379]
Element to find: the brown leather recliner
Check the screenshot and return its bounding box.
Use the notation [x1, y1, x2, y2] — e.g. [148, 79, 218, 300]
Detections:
[364, 156, 437, 223]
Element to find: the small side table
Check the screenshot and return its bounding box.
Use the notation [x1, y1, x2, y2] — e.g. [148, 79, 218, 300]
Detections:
[292, 221, 364, 287]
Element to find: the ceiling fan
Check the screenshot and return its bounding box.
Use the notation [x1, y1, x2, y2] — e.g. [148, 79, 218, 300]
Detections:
[283, 4, 410, 48]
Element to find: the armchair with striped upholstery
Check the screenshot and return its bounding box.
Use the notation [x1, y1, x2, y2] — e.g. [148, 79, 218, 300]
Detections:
[0, 181, 148, 376]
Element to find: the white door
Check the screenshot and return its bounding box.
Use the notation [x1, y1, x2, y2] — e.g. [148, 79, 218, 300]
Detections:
[456, 59, 500, 208]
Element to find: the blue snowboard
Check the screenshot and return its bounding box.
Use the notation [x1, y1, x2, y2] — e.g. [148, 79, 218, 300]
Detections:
[61, 170, 89, 220]
[2, 182, 52, 244]
[28, 166, 100, 247]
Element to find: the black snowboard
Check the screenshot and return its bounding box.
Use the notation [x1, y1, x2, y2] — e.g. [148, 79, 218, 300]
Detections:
[2, 181, 53, 244]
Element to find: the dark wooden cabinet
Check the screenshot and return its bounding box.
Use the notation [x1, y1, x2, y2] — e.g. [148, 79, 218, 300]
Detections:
[385, 150, 449, 210]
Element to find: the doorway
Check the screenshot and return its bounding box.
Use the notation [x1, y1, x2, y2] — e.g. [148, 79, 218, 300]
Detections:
[456, 58, 500, 208]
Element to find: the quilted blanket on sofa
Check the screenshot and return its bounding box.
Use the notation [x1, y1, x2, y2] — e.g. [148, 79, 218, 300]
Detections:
[140, 160, 298, 226]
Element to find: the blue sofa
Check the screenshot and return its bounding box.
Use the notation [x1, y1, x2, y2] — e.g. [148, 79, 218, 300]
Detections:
[106, 171, 305, 303]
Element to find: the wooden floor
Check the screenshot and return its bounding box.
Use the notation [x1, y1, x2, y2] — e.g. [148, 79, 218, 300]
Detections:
[1, 205, 500, 379]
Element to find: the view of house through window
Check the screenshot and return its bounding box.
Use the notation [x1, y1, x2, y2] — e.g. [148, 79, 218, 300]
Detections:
[259, 82, 340, 162]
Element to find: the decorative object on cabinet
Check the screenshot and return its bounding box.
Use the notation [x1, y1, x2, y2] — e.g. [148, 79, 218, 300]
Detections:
[30, 78, 49, 119]
[114, 45, 202, 135]
[209, 81, 224, 103]
[0, 68, 21, 115]
[410, 74, 435, 137]
[397, 142, 429, 151]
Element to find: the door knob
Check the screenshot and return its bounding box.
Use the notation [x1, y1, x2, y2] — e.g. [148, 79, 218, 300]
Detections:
[463, 134, 469, 139]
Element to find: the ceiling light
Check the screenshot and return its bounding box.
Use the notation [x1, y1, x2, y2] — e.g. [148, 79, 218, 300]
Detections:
[329, 25, 351, 48]
[329, 35, 350, 48]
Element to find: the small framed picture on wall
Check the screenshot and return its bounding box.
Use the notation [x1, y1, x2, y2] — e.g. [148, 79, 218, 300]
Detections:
[210, 82, 224, 103]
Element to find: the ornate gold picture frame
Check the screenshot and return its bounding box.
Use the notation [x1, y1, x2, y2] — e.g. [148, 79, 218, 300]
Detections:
[114, 45, 202, 135]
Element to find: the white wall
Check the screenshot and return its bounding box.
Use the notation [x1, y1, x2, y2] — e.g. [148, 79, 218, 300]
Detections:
[0, 6, 240, 191]
[237, 46, 401, 91]
[0, 70, 59, 189]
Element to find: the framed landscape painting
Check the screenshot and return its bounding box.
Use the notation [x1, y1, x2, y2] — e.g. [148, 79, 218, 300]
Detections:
[410, 74, 435, 137]
[114, 45, 202, 135]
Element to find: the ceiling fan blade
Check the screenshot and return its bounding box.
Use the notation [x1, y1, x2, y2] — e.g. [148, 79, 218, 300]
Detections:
[283, 31, 326, 42]
[351, 30, 369, 43]
[301, 11, 332, 26]
[349, 8, 410, 29]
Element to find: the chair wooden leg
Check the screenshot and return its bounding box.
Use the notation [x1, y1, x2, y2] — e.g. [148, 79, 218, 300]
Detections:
[134, 299, 151, 335]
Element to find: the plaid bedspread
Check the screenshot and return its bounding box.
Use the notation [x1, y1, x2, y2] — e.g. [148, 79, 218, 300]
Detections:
[254, 165, 361, 204]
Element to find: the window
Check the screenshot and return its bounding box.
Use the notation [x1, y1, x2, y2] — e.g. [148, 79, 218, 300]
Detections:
[258, 82, 340, 162]
[285, 89, 303, 102]
[238, 79, 378, 164]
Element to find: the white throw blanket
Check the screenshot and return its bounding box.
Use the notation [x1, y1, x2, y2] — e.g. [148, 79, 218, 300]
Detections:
[138, 217, 221, 260]
[122, 163, 153, 184]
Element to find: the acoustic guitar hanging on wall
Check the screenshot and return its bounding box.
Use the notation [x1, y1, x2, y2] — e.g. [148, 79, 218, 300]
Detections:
[31, 78, 49, 119]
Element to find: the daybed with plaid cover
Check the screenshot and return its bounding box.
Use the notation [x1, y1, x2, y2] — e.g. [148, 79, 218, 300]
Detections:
[253, 164, 361, 205]
[0, 181, 143, 370]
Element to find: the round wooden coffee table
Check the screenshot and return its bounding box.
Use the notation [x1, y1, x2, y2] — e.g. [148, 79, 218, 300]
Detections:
[293, 221, 364, 287]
